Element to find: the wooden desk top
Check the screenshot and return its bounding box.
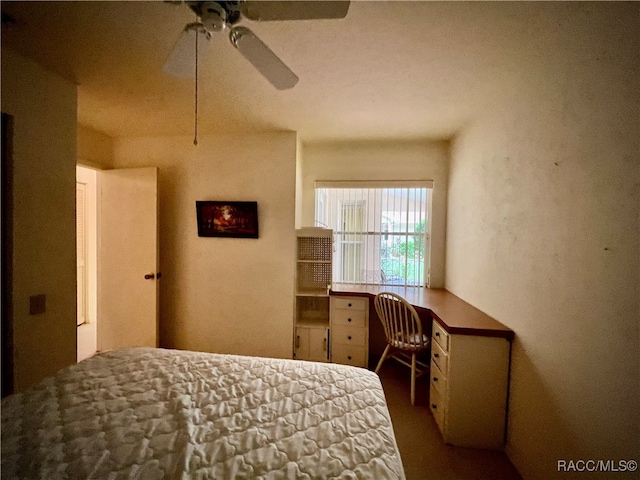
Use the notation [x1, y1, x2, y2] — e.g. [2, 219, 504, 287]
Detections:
[330, 284, 514, 341]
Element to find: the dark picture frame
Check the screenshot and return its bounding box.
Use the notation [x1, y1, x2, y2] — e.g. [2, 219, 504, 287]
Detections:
[196, 201, 259, 238]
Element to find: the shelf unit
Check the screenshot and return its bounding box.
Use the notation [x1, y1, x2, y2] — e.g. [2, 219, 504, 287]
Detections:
[293, 228, 333, 362]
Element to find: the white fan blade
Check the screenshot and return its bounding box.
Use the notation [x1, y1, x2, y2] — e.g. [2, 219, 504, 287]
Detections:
[229, 26, 298, 90]
[163, 24, 209, 78]
[242, 1, 350, 21]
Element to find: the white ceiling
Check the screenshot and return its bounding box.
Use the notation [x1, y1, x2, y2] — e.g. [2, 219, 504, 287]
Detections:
[1, 1, 513, 142]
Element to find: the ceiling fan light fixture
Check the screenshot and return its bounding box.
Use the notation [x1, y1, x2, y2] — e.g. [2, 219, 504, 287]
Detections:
[165, 0, 349, 87]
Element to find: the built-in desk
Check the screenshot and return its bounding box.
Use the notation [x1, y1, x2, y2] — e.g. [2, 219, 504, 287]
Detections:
[330, 284, 514, 340]
[330, 284, 513, 450]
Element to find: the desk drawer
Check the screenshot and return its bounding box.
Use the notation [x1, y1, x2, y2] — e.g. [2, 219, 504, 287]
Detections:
[431, 339, 449, 374]
[332, 297, 367, 311]
[332, 325, 366, 346]
[332, 309, 366, 328]
[430, 359, 447, 398]
[332, 345, 367, 367]
[432, 319, 450, 352]
[429, 383, 445, 431]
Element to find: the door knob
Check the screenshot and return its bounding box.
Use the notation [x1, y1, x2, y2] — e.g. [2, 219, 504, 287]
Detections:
[144, 273, 155, 280]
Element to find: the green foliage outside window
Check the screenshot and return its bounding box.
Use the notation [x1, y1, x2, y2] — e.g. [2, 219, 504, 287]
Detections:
[380, 220, 426, 285]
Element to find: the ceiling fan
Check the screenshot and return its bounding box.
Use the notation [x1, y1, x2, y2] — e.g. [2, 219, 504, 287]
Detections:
[164, 1, 350, 90]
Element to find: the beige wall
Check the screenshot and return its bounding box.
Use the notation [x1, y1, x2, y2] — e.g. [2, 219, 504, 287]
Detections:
[300, 140, 449, 288]
[445, 3, 639, 478]
[77, 125, 114, 169]
[112, 133, 297, 358]
[1, 49, 78, 391]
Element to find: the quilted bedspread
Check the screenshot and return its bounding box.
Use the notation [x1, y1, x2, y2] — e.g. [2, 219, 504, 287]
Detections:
[1, 347, 405, 479]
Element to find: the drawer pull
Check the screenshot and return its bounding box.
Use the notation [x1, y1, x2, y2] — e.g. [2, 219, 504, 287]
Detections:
[434, 353, 439, 358]
[348, 303, 352, 307]
[433, 377, 438, 382]
[431, 404, 437, 409]
[348, 355, 352, 360]
[348, 318, 352, 322]
[348, 336, 352, 340]
[435, 332, 440, 337]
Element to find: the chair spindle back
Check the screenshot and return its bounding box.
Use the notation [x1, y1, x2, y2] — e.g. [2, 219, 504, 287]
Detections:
[374, 291, 426, 352]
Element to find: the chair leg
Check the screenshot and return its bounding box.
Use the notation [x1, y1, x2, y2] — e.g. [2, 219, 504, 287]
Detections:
[375, 344, 392, 373]
[411, 353, 416, 405]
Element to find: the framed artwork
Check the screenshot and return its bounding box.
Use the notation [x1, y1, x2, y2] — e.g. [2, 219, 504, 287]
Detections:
[196, 201, 259, 238]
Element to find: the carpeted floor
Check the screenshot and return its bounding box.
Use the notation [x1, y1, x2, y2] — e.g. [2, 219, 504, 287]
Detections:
[375, 360, 522, 480]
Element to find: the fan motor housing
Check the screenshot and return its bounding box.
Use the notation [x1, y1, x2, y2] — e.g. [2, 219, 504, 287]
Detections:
[188, 1, 241, 31]
[201, 2, 226, 31]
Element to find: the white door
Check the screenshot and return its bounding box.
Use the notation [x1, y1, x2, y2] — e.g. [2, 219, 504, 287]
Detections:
[98, 167, 159, 351]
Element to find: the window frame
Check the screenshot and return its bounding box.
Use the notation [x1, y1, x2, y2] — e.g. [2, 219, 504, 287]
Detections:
[314, 180, 433, 288]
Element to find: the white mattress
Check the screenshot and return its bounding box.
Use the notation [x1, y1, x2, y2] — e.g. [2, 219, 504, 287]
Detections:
[1, 347, 405, 479]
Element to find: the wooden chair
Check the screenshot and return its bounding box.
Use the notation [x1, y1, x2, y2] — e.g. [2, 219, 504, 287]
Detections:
[374, 291, 430, 405]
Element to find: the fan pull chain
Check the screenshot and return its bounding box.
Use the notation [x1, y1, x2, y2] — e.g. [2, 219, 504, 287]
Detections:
[193, 28, 199, 146]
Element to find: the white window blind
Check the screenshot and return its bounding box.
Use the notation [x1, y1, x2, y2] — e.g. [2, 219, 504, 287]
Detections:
[315, 181, 432, 287]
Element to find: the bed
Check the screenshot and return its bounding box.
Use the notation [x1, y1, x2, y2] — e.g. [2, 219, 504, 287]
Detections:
[1, 347, 406, 479]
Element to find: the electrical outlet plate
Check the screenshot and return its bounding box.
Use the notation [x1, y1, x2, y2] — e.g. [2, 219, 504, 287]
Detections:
[29, 294, 46, 315]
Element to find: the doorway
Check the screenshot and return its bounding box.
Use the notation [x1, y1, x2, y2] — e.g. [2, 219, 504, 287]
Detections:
[76, 166, 159, 361]
[76, 166, 98, 361]
[2, 113, 15, 397]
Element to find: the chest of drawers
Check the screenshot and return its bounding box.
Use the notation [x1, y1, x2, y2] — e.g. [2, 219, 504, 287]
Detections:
[429, 318, 510, 449]
[329, 296, 369, 368]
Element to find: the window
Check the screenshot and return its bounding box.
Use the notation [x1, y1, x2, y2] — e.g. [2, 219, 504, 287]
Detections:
[315, 181, 432, 287]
